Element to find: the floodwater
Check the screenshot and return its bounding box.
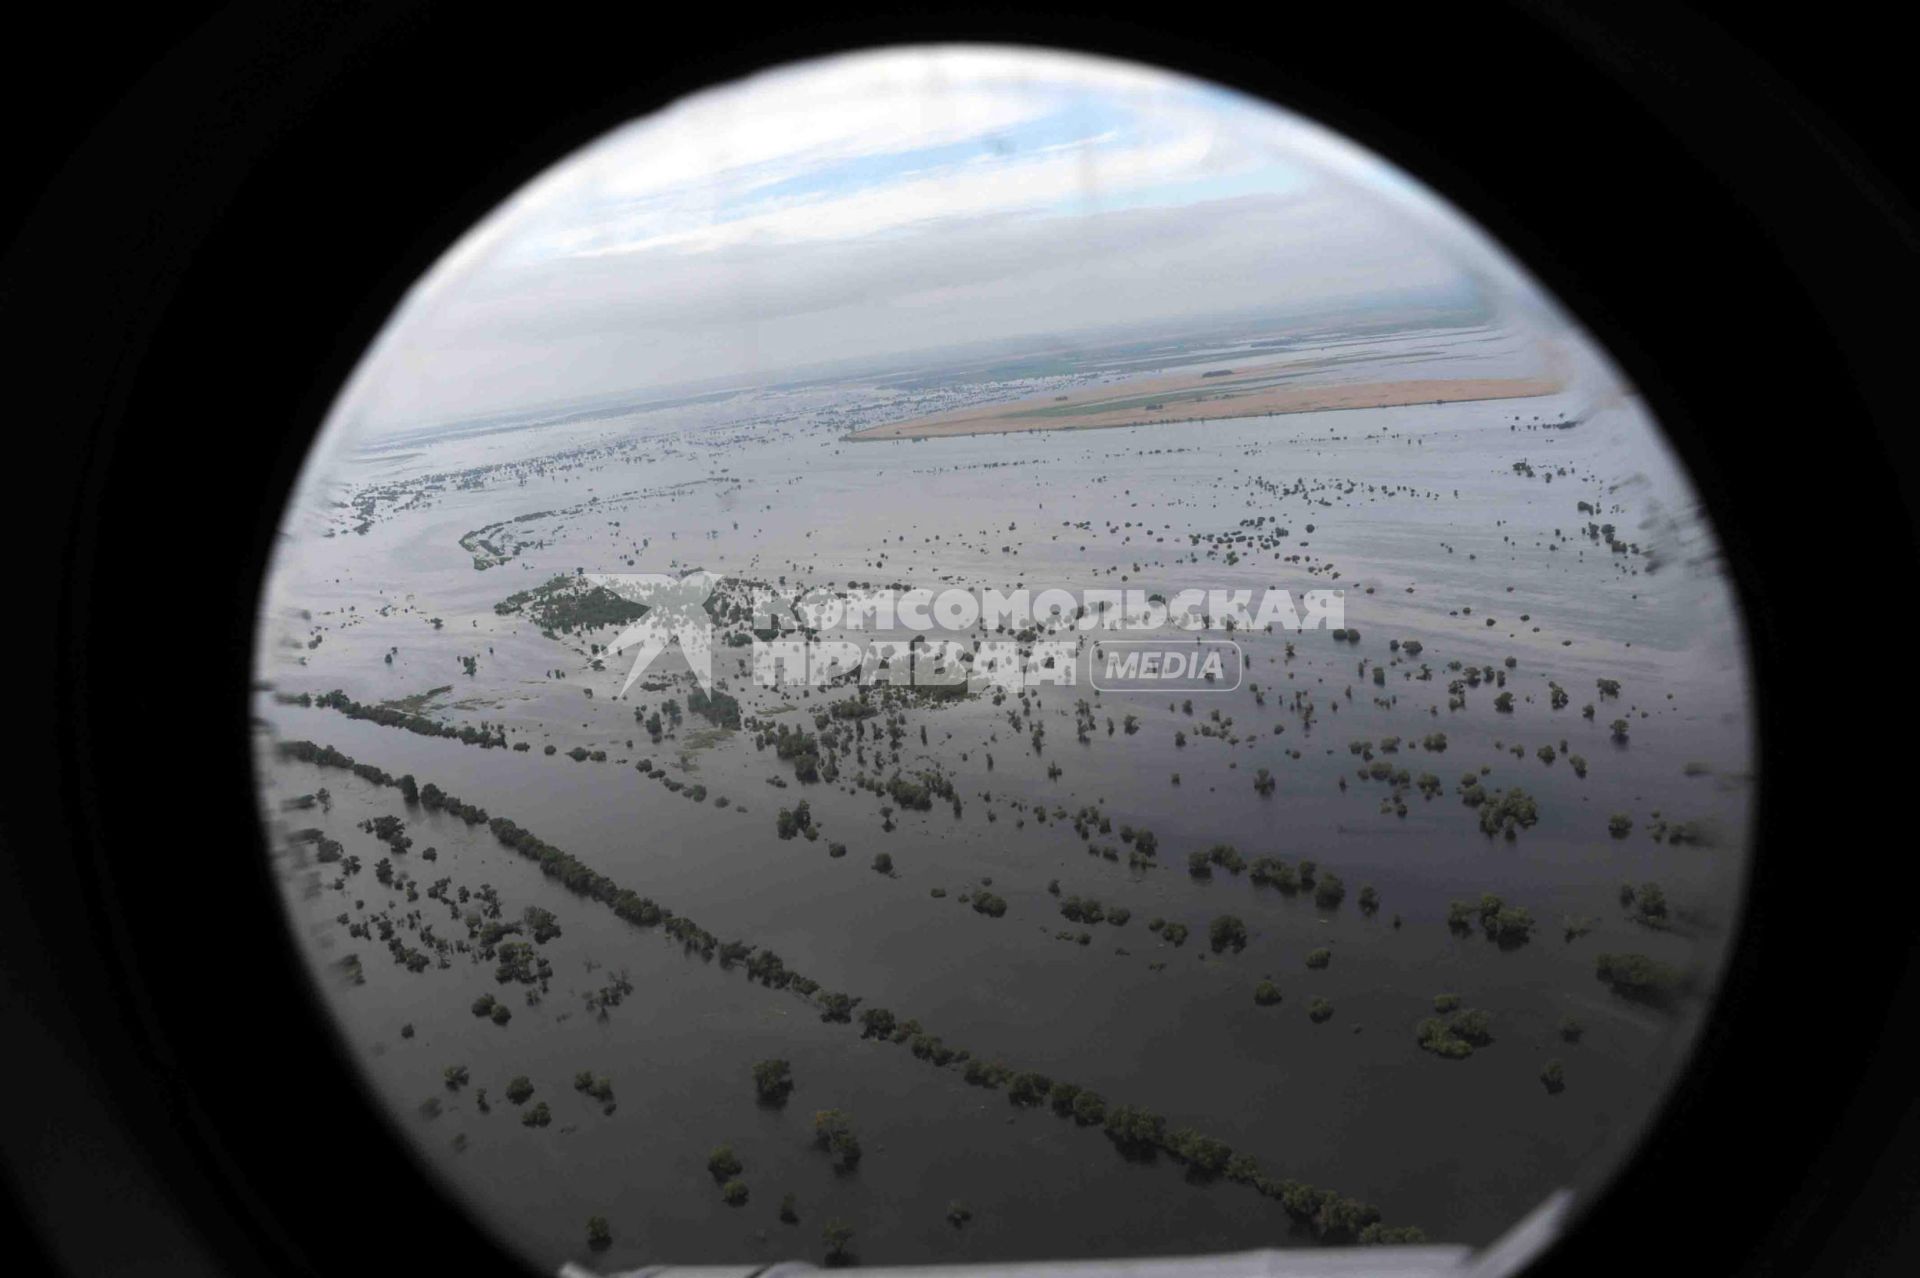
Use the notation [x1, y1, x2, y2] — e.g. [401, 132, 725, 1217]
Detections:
[255, 317, 1752, 1269]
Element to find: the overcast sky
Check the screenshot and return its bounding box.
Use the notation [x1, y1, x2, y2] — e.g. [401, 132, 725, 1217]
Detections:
[340, 48, 1512, 435]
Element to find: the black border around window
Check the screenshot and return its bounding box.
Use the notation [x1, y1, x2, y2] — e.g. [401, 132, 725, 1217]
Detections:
[5, 4, 1919, 1276]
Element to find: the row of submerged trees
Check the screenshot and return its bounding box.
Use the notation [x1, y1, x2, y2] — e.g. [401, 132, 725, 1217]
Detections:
[274, 738, 1430, 1246]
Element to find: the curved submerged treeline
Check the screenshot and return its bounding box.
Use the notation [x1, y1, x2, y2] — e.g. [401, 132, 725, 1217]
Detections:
[309, 689, 510, 749]
[272, 737, 1427, 1246]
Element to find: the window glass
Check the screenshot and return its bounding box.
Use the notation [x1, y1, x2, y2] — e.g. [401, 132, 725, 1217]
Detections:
[253, 45, 1753, 1271]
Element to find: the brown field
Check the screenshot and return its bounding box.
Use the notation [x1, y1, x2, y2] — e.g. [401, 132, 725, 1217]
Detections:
[846, 368, 1564, 441]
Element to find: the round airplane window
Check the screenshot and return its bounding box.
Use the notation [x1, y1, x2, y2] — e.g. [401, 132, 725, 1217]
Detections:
[252, 45, 1753, 1271]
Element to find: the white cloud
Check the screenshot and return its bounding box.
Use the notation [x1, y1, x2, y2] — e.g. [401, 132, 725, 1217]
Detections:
[557, 127, 1246, 256]
[339, 46, 1509, 432]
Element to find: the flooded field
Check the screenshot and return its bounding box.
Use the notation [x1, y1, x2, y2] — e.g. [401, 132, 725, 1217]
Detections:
[255, 307, 1752, 1269]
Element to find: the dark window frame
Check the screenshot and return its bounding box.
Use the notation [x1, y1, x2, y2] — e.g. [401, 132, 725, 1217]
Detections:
[5, 4, 1918, 1276]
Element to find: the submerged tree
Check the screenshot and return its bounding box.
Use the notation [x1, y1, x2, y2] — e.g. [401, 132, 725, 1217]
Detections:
[1103, 1103, 1165, 1153]
[1167, 1127, 1234, 1177]
[1007, 1070, 1052, 1107]
[1450, 1009, 1494, 1045]
[1595, 952, 1686, 1005]
[1415, 1017, 1472, 1059]
[1209, 915, 1249, 953]
[813, 1110, 862, 1168]
[752, 1058, 794, 1104]
[823, 1219, 855, 1263]
[1416, 1008, 1491, 1058]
